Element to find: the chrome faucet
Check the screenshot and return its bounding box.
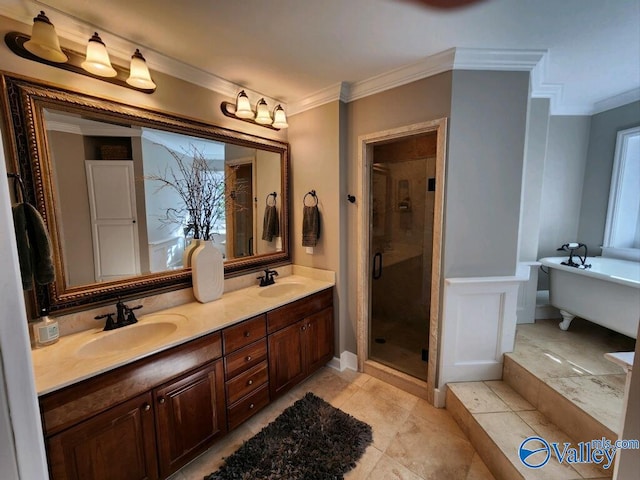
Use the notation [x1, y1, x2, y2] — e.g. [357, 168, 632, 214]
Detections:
[257, 268, 279, 287]
[95, 299, 142, 331]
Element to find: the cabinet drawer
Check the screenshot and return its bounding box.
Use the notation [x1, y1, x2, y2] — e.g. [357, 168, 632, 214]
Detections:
[225, 361, 268, 405]
[224, 339, 267, 378]
[227, 383, 270, 430]
[222, 314, 266, 354]
[267, 288, 333, 333]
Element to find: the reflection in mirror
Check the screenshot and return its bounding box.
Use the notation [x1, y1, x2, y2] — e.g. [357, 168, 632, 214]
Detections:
[44, 110, 282, 288]
[2, 75, 289, 313]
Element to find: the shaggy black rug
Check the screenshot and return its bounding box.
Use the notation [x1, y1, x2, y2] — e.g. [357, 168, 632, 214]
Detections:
[204, 392, 373, 480]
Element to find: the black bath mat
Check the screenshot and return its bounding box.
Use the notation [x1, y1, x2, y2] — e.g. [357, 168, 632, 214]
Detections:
[204, 392, 373, 480]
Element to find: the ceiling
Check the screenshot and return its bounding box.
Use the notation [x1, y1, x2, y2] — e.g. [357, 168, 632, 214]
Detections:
[2, 0, 639, 115]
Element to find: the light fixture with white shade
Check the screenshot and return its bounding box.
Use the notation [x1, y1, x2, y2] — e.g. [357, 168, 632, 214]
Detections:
[126, 49, 156, 89]
[220, 92, 288, 130]
[254, 98, 272, 125]
[5, 15, 156, 93]
[81, 32, 117, 77]
[235, 91, 254, 119]
[271, 105, 289, 129]
[23, 11, 67, 63]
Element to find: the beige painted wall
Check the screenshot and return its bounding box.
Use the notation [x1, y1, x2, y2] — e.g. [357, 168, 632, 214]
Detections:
[287, 101, 346, 351]
[255, 149, 281, 255]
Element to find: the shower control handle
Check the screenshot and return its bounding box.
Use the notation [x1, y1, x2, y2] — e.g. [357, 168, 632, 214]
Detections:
[373, 252, 383, 280]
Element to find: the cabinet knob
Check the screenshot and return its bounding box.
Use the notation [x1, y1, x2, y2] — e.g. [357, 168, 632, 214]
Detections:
[249, 403, 255, 409]
[244, 331, 251, 338]
[158, 397, 165, 405]
[247, 379, 253, 386]
[301, 325, 306, 331]
[307, 323, 312, 328]
[143, 403, 151, 412]
[246, 355, 252, 362]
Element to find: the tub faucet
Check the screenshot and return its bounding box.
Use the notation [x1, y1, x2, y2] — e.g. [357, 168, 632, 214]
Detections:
[557, 243, 591, 269]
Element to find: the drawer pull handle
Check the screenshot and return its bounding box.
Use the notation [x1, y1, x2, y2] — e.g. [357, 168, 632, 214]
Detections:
[246, 355, 252, 362]
[143, 403, 151, 412]
[249, 403, 255, 409]
[247, 379, 253, 385]
[158, 397, 165, 405]
[244, 331, 251, 338]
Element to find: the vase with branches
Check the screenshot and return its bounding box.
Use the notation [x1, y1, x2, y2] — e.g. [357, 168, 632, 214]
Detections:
[144, 144, 229, 242]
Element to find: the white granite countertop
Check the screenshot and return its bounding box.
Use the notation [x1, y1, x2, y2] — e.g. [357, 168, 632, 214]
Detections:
[32, 267, 334, 396]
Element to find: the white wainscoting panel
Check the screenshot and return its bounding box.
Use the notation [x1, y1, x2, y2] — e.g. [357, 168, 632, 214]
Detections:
[438, 272, 527, 389]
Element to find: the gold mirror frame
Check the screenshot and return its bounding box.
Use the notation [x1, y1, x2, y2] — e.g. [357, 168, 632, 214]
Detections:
[1, 75, 290, 313]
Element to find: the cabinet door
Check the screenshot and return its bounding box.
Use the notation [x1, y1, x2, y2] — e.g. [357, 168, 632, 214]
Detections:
[47, 393, 157, 480]
[154, 360, 226, 478]
[268, 320, 306, 398]
[305, 306, 335, 374]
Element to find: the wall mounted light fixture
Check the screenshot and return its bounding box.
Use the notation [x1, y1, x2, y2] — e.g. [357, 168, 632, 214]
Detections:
[221, 90, 289, 130]
[4, 11, 156, 93]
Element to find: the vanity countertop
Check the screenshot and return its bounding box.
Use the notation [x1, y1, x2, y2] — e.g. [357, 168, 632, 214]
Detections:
[31, 270, 334, 396]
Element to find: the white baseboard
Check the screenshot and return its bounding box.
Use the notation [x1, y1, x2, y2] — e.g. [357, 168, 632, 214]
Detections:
[328, 350, 358, 372]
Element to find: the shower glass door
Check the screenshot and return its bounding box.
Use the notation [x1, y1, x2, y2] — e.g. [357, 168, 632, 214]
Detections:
[369, 134, 436, 380]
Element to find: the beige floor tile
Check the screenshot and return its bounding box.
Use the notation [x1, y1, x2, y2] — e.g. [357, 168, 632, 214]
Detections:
[446, 386, 473, 437]
[484, 380, 535, 411]
[467, 414, 523, 480]
[345, 445, 385, 480]
[509, 340, 592, 378]
[447, 382, 510, 414]
[366, 454, 424, 480]
[466, 453, 497, 480]
[537, 381, 617, 445]
[543, 375, 625, 433]
[178, 423, 255, 477]
[385, 413, 476, 479]
[340, 387, 413, 451]
[473, 411, 583, 480]
[411, 397, 469, 441]
[516, 410, 612, 478]
[360, 376, 421, 410]
[502, 355, 541, 407]
[290, 366, 360, 408]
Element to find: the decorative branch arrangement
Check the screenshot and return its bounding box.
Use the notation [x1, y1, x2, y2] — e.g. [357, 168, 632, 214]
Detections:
[145, 144, 240, 241]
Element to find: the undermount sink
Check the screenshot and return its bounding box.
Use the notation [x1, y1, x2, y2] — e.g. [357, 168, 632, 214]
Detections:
[256, 282, 306, 298]
[76, 314, 185, 358]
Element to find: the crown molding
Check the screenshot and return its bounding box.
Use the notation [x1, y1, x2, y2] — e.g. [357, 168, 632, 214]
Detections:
[592, 87, 640, 115]
[288, 82, 348, 116]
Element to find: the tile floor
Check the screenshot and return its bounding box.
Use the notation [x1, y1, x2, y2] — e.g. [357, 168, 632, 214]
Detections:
[510, 317, 635, 433]
[170, 367, 495, 480]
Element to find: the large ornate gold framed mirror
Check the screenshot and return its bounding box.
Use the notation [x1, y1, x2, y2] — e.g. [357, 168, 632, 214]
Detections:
[1, 75, 290, 313]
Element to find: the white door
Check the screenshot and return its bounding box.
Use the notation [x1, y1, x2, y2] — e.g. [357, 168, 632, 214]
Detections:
[85, 160, 140, 282]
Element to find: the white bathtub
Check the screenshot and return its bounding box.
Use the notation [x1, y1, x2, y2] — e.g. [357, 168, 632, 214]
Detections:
[539, 256, 640, 339]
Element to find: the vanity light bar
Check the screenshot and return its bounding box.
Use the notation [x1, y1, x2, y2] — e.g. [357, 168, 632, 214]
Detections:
[220, 90, 288, 130]
[7, 11, 156, 91]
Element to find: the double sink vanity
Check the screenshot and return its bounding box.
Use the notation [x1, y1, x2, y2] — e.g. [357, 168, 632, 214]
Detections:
[32, 271, 335, 480]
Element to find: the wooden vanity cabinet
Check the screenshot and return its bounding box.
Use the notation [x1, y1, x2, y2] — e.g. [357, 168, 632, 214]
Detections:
[221, 314, 270, 430]
[267, 288, 334, 398]
[47, 392, 158, 480]
[154, 360, 226, 478]
[41, 332, 225, 480]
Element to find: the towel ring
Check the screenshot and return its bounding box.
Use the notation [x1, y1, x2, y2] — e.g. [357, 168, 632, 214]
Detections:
[266, 192, 277, 206]
[304, 190, 318, 207]
[7, 173, 26, 202]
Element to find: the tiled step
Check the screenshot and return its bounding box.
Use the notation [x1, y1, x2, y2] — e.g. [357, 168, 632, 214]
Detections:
[503, 353, 619, 444]
[446, 381, 613, 480]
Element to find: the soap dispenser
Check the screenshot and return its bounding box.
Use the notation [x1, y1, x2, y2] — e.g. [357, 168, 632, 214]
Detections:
[32, 307, 59, 347]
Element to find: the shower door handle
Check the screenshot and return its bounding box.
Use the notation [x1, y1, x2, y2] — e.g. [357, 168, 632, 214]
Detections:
[373, 252, 383, 280]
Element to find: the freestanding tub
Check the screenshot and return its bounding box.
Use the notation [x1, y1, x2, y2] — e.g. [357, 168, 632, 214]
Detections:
[539, 256, 640, 339]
